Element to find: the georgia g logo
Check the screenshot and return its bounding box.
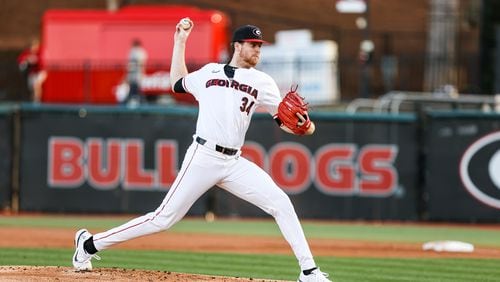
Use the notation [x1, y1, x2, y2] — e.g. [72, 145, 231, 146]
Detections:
[460, 131, 500, 209]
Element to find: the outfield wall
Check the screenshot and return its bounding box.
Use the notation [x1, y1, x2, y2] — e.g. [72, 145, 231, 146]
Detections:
[1, 103, 500, 221]
[216, 113, 418, 220]
[423, 111, 500, 221]
[0, 106, 14, 210]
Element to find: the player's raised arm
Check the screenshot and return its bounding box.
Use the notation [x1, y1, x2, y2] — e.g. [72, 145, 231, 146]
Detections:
[170, 18, 193, 91]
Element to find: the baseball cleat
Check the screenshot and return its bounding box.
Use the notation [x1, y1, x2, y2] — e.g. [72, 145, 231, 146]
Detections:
[297, 268, 332, 282]
[72, 229, 100, 271]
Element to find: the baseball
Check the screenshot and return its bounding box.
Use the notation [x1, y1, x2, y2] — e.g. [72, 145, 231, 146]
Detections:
[179, 18, 191, 30]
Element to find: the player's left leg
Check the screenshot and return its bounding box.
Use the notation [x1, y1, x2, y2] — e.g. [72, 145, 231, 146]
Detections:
[218, 156, 316, 271]
[73, 142, 222, 271]
[92, 142, 221, 250]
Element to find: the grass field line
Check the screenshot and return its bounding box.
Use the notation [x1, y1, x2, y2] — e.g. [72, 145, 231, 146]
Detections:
[1, 215, 499, 247]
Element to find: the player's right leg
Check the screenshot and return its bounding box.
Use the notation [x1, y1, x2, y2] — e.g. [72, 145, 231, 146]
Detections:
[72, 141, 222, 270]
[219, 157, 331, 281]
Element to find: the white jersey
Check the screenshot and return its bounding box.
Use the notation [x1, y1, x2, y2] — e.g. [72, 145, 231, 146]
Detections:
[182, 63, 281, 149]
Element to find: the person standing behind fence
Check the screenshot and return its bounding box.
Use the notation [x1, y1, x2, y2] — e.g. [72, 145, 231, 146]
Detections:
[125, 39, 148, 106]
[17, 38, 47, 102]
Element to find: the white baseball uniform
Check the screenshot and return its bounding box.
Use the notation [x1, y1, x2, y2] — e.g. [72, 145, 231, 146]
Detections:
[91, 63, 317, 270]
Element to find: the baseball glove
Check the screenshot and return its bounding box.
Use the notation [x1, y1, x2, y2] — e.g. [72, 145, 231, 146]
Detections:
[277, 86, 311, 135]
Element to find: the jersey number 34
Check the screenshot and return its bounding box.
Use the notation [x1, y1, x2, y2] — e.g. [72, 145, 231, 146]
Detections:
[240, 97, 255, 115]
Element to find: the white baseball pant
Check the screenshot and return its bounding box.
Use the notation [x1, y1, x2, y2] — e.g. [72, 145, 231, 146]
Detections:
[92, 137, 316, 270]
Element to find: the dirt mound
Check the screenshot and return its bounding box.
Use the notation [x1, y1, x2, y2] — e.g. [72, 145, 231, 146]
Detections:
[0, 266, 287, 281]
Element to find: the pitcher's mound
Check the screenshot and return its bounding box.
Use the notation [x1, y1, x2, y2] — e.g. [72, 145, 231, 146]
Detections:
[0, 266, 289, 281]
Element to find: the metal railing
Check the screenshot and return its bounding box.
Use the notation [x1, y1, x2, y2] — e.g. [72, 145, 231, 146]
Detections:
[347, 91, 499, 114]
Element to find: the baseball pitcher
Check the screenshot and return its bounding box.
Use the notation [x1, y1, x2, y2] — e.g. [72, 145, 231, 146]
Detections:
[72, 20, 331, 282]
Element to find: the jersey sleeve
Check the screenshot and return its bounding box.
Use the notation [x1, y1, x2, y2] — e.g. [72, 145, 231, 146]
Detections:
[258, 73, 282, 116]
[182, 63, 213, 100]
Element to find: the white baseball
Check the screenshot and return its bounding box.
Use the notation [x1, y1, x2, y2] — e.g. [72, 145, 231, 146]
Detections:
[179, 18, 191, 30]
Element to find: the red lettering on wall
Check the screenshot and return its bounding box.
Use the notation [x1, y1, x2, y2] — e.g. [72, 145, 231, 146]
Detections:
[123, 140, 154, 189]
[315, 144, 357, 195]
[47, 136, 180, 190]
[46, 136, 399, 197]
[87, 138, 121, 190]
[48, 137, 84, 187]
[241, 141, 266, 169]
[156, 141, 177, 188]
[269, 142, 311, 194]
[358, 145, 398, 195]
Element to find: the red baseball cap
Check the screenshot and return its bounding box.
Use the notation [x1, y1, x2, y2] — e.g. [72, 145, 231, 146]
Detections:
[232, 25, 267, 43]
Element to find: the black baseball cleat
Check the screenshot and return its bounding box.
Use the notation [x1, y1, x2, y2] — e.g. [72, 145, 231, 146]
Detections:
[297, 268, 332, 282]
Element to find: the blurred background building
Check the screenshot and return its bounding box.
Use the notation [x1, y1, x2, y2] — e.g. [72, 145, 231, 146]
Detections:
[0, 0, 498, 104]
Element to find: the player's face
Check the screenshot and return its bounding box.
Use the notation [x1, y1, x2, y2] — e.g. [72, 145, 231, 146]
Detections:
[236, 41, 262, 68]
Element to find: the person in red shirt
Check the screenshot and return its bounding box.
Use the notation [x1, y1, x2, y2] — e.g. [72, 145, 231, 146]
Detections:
[17, 39, 47, 102]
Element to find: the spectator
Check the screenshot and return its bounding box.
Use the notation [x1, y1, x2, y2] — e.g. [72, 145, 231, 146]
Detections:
[124, 39, 148, 106]
[17, 38, 47, 102]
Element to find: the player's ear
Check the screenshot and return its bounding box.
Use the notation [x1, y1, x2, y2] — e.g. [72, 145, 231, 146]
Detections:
[233, 41, 244, 50]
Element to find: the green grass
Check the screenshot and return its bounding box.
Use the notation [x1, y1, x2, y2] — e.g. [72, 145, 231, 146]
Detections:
[1, 215, 500, 281]
[1, 215, 500, 247]
[0, 248, 499, 282]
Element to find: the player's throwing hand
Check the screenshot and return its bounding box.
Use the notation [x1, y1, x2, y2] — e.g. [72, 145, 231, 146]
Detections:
[174, 17, 193, 40]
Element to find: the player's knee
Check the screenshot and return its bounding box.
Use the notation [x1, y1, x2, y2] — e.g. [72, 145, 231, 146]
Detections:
[267, 195, 294, 217]
[150, 219, 173, 232]
[150, 209, 184, 231]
